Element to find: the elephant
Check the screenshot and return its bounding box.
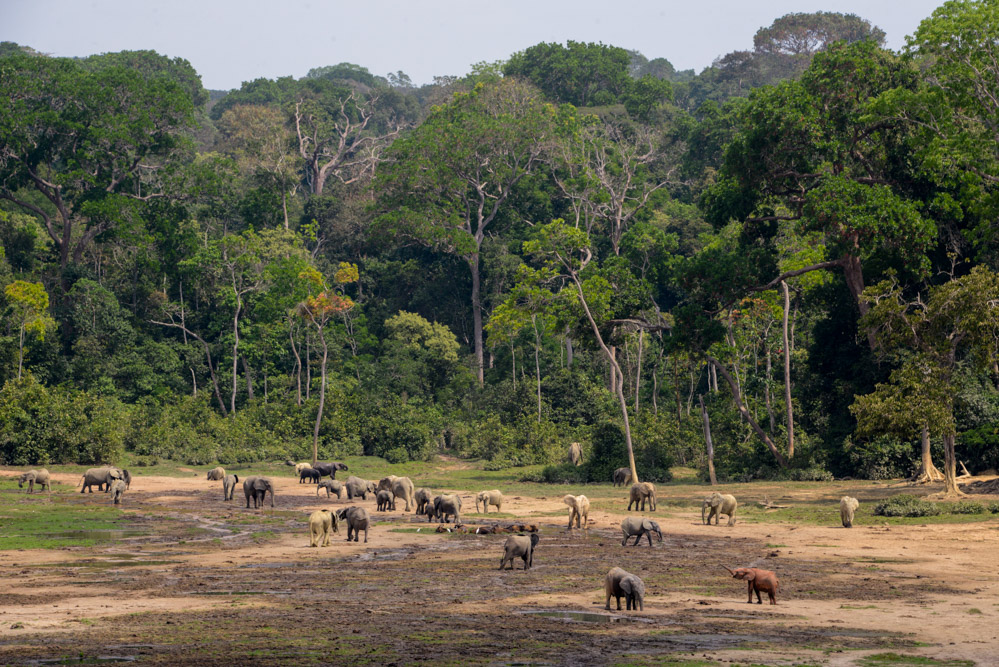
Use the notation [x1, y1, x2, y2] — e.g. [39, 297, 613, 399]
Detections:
[109, 479, 126, 505]
[294, 462, 311, 476]
[121, 469, 132, 490]
[627, 482, 656, 512]
[336, 506, 370, 542]
[612, 467, 632, 487]
[299, 467, 321, 484]
[702, 492, 737, 526]
[18, 469, 51, 494]
[722, 566, 779, 605]
[499, 533, 540, 570]
[309, 509, 339, 547]
[376, 489, 393, 511]
[317, 480, 344, 499]
[206, 466, 225, 481]
[840, 496, 859, 528]
[79, 467, 123, 493]
[620, 517, 662, 546]
[476, 490, 503, 514]
[312, 461, 349, 479]
[377, 475, 398, 491]
[605, 567, 645, 611]
[344, 477, 372, 500]
[567, 441, 582, 466]
[563, 494, 589, 529]
[243, 476, 275, 509]
[388, 476, 415, 512]
[433, 494, 462, 524]
[223, 474, 239, 501]
[415, 487, 433, 515]
[424, 496, 440, 522]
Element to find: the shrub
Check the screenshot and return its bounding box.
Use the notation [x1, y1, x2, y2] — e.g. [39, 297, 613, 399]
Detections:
[845, 435, 916, 480]
[988, 502, 999, 514]
[873, 494, 941, 517]
[950, 501, 987, 514]
[382, 447, 409, 464]
[520, 462, 588, 484]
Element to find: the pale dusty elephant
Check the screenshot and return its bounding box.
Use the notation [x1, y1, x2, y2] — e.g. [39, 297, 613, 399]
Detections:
[563, 494, 589, 529]
[840, 496, 859, 528]
[79, 467, 123, 494]
[206, 466, 225, 481]
[109, 479, 126, 505]
[222, 474, 239, 501]
[702, 492, 737, 526]
[627, 482, 656, 512]
[18, 469, 51, 493]
[476, 490, 503, 513]
[309, 509, 338, 547]
[567, 442, 582, 466]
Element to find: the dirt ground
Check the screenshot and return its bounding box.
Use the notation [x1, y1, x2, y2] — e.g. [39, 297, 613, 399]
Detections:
[1, 468, 997, 666]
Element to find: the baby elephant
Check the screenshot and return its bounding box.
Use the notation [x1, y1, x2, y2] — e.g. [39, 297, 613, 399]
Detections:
[563, 494, 589, 529]
[18, 469, 51, 494]
[627, 482, 656, 512]
[222, 474, 239, 501]
[840, 496, 859, 528]
[702, 492, 737, 526]
[299, 467, 321, 484]
[317, 480, 344, 499]
[376, 489, 393, 511]
[499, 533, 540, 570]
[620, 517, 662, 546]
[723, 566, 779, 605]
[308, 509, 339, 547]
[415, 487, 433, 515]
[109, 479, 127, 505]
[612, 467, 632, 487]
[605, 567, 645, 611]
[336, 506, 370, 543]
[476, 489, 503, 513]
[206, 466, 225, 481]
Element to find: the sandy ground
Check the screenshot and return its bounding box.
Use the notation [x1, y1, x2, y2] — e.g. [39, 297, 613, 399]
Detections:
[1, 468, 998, 665]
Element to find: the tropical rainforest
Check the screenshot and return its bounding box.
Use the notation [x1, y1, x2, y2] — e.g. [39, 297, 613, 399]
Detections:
[1, 3, 998, 495]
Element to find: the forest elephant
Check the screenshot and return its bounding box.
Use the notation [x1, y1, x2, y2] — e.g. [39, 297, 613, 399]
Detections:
[389, 476, 415, 511]
[377, 475, 398, 491]
[223, 474, 239, 501]
[294, 462, 311, 476]
[121, 469, 132, 490]
[79, 467, 123, 494]
[309, 509, 338, 547]
[109, 479, 126, 505]
[434, 494, 462, 524]
[702, 492, 737, 526]
[206, 467, 225, 481]
[299, 467, 321, 484]
[499, 533, 540, 570]
[605, 567, 645, 611]
[627, 482, 656, 512]
[620, 517, 662, 546]
[376, 489, 393, 511]
[336, 506, 370, 543]
[563, 494, 589, 529]
[312, 461, 349, 479]
[18, 469, 51, 494]
[243, 476, 275, 509]
[568, 442, 582, 466]
[317, 479, 344, 499]
[612, 467, 632, 487]
[722, 566, 779, 605]
[344, 476, 372, 500]
[840, 496, 859, 528]
[476, 490, 503, 514]
[415, 488, 433, 515]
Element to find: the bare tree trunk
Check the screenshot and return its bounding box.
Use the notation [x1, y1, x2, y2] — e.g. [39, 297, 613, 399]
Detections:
[532, 315, 542, 422]
[470, 254, 485, 386]
[699, 395, 717, 485]
[241, 356, 254, 401]
[282, 190, 289, 230]
[915, 425, 944, 482]
[710, 363, 718, 392]
[190, 368, 197, 396]
[764, 348, 776, 434]
[781, 280, 795, 459]
[290, 324, 302, 406]
[634, 330, 643, 412]
[708, 356, 787, 468]
[305, 331, 311, 400]
[652, 368, 658, 415]
[511, 345, 516, 390]
[566, 334, 573, 368]
[674, 357, 682, 424]
[942, 433, 963, 496]
[230, 299, 242, 415]
[609, 346, 617, 393]
[312, 328, 329, 466]
[16, 324, 24, 380]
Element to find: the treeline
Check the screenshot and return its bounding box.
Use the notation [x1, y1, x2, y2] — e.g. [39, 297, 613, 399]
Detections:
[1, 5, 998, 491]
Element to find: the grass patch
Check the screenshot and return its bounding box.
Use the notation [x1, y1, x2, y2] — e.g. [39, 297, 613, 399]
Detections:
[0, 495, 136, 550]
[856, 653, 974, 666]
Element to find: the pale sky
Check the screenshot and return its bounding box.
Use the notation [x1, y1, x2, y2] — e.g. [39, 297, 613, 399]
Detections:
[2, 0, 946, 91]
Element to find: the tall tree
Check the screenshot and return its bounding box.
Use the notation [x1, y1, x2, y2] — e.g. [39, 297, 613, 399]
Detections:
[3, 280, 54, 379]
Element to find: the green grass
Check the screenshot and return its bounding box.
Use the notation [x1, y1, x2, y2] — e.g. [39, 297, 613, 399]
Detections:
[0, 494, 134, 550]
[855, 654, 975, 666]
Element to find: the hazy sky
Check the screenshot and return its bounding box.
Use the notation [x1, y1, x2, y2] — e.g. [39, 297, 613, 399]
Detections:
[3, 0, 946, 91]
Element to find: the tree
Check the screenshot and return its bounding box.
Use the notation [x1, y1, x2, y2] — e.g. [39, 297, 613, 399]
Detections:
[851, 267, 999, 495]
[0, 52, 196, 287]
[297, 263, 357, 465]
[4, 280, 54, 379]
[504, 41, 632, 107]
[377, 79, 563, 385]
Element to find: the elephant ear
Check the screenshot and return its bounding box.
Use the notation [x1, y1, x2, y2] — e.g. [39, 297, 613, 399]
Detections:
[743, 569, 756, 581]
[641, 519, 655, 531]
[619, 578, 633, 594]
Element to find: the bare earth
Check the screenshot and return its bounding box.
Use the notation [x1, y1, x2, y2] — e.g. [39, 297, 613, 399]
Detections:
[1, 468, 997, 666]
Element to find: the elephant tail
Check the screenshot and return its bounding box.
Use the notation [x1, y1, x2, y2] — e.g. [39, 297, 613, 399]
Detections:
[77, 476, 84, 488]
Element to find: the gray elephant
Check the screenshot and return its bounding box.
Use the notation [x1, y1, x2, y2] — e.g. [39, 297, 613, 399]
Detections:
[243, 476, 275, 509]
[299, 467, 321, 484]
[499, 533, 540, 570]
[206, 466, 225, 481]
[121, 469, 132, 490]
[389, 476, 415, 511]
[223, 474, 239, 501]
[568, 441, 582, 466]
[433, 494, 462, 524]
[336, 506, 370, 542]
[79, 467, 123, 493]
[605, 567, 645, 611]
[109, 479, 127, 505]
[414, 487, 433, 515]
[344, 476, 372, 500]
[312, 461, 349, 479]
[317, 479, 344, 499]
[620, 517, 662, 546]
[627, 482, 656, 512]
[476, 489, 503, 514]
[376, 489, 393, 511]
[18, 469, 51, 493]
[702, 492, 737, 526]
[612, 467, 632, 487]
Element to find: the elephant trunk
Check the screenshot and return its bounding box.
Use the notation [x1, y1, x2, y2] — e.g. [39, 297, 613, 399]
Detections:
[720, 565, 735, 575]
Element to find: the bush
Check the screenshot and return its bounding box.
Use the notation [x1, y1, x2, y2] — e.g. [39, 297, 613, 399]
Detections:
[382, 447, 409, 464]
[845, 435, 916, 480]
[988, 502, 999, 514]
[950, 501, 987, 514]
[520, 463, 588, 484]
[873, 494, 941, 517]
[775, 465, 835, 482]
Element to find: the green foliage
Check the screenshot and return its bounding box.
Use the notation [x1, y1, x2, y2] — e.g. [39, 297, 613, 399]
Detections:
[845, 435, 917, 480]
[504, 41, 632, 107]
[873, 494, 942, 518]
[949, 501, 986, 515]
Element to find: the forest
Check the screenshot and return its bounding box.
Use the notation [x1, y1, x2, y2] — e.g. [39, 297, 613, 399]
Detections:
[1, 3, 998, 494]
